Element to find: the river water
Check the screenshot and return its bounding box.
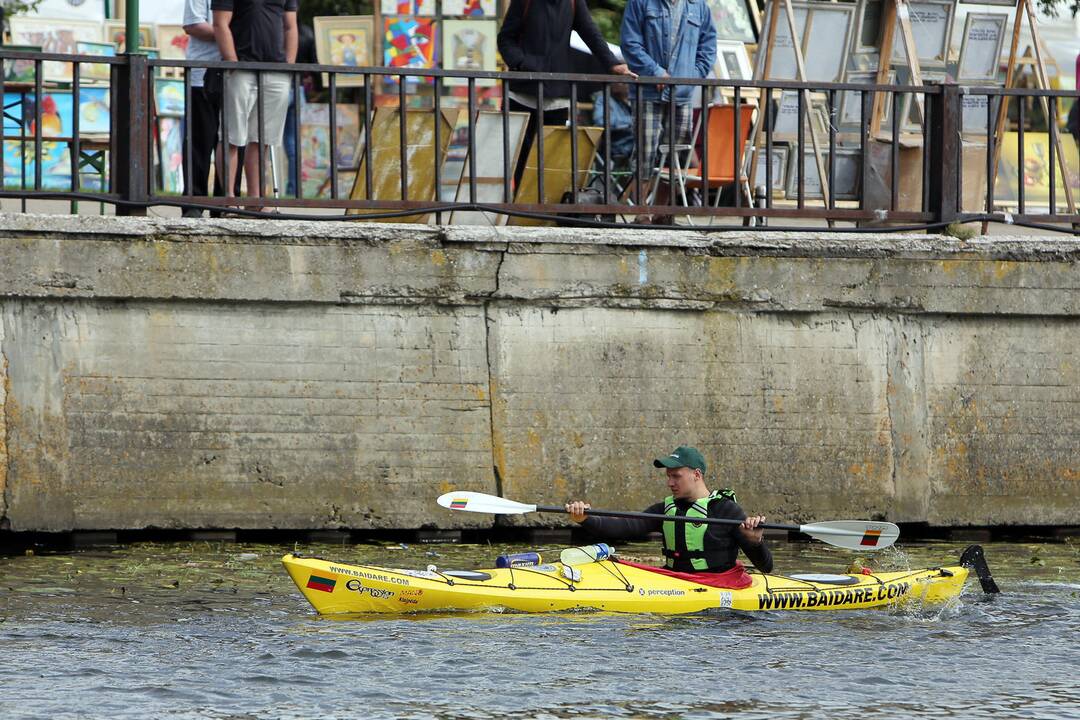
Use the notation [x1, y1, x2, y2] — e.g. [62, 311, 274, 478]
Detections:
[2, 538, 1078, 719]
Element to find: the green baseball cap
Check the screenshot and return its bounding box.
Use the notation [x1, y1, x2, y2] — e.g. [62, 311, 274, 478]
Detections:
[653, 446, 706, 473]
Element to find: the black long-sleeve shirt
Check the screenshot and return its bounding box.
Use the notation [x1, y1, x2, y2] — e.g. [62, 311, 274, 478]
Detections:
[581, 497, 774, 573]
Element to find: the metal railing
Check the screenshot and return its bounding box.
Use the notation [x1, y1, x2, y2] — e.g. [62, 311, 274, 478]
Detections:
[1, 48, 1078, 233]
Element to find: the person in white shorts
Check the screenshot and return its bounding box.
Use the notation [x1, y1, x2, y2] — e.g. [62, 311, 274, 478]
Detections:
[212, 0, 298, 203]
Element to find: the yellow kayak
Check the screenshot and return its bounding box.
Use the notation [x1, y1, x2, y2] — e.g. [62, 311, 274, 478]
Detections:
[282, 546, 991, 615]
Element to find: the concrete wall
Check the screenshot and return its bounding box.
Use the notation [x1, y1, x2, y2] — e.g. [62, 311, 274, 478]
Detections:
[0, 215, 1077, 531]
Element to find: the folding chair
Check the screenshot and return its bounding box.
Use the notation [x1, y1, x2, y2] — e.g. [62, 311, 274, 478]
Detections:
[646, 104, 756, 223]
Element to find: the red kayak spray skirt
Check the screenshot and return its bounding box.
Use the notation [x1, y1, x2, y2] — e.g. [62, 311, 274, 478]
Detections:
[615, 558, 754, 589]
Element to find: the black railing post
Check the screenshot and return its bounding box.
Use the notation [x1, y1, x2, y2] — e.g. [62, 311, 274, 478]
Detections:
[927, 82, 960, 228]
[113, 53, 149, 216]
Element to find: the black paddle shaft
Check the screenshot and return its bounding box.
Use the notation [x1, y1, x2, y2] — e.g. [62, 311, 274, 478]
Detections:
[535, 505, 800, 532]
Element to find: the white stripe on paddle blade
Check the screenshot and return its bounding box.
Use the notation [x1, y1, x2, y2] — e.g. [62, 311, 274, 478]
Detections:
[436, 491, 537, 515]
[798, 521, 901, 551]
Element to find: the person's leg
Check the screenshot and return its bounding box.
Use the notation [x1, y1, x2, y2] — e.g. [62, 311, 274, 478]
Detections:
[243, 141, 262, 198]
[223, 70, 256, 199]
[185, 86, 216, 217]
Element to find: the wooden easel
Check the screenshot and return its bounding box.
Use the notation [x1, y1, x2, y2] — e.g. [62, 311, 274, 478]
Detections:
[745, 0, 832, 209]
[871, 0, 926, 138]
[984, 0, 1075, 223]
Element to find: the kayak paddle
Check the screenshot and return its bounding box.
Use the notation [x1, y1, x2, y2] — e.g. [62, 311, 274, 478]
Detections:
[437, 491, 900, 551]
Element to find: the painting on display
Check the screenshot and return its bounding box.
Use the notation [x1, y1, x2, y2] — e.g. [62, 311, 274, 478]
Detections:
[314, 16, 375, 87]
[442, 20, 497, 86]
[442, 0, 497, 16]
[890, 0, 954, 68]
[383, 17, 438, 83]
[3, 88, 111, 137]
[103, 20, 155, 53]
[156, 24, 190, 60]
[75, 41, 117, 83]
[785, 148, 861, 201]
[3, 139, 72, 189]
[753, 145, 789, 197]
[714, 40, 752, 81]
[2, 45, 42, 85]
[381, 0, 436, 16]
[8, 17, 102, 83]
[449, 111, 530, 225]
[298, 103, 363, 198]
[155, 79, 185, 117]
[705, 0, 757, 43]
[157, 116, 184, 195]
[995, 131, 1080, 210]
[956, 13, 1007, 82]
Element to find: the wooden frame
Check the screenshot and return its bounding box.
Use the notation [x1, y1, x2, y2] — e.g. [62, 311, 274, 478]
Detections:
[103, 19, 155, 53]
[852, 0, 884, 55]
[753, 143, 789, 197]
[889, 0, 955, 69]
[381, 0, 437, 17]
[314, 15, 376, 88]
[442, 0, 497, 16]
[839, 70, 894, 131]
[956, 13, 1008, 82]
[801, 2, 855, 83]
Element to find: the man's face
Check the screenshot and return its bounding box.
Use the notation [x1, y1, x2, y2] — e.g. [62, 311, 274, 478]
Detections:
[666, 466, 701, 500]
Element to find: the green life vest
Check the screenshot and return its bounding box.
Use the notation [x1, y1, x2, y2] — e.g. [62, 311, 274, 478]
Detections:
[661, 488, 737, 571]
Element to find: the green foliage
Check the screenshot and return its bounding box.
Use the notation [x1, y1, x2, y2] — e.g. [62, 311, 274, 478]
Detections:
[589, 0, 628, 44]
[2, 0, 44, 32]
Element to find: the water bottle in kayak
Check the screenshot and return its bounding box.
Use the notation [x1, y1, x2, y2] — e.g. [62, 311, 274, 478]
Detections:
[495, 551, 542, 568]
[559, 543, 613, 566]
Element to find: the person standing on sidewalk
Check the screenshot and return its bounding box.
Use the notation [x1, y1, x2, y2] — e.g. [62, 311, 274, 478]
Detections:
[183, 0, 231, 217]
[212, 0, 298, 204]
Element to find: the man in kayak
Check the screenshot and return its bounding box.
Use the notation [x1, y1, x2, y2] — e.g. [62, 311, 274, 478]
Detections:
[566, 445, 773, 574]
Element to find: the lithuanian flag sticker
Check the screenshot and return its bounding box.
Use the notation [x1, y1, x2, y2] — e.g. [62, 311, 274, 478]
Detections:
[860, 529, 884, 547]
[450, 498, 469, 509]
[306, 574, 337, 593]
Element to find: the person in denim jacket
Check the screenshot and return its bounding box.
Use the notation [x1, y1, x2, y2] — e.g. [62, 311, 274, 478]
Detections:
[621, 0, 716, 216]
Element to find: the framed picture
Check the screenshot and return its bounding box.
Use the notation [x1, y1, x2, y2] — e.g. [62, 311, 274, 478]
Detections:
[851, 0, 883, 55]
[2, 87, 110, 137]
[381, 0, 436, 17]
[3, 45, 42, 85]
[103, 20, 155, 53]
[442, 0, 497, 16]
[314, 15, 376, 87]
[156, 24, 190, 70]
[752, 144, 789, 197]
[449, 111, 531, 225]
[838, 70, 894, 131]
[956, 13, 1007, 82]
[890, 0, 954, 68]
[442, 20, 497, 86]
[960, 89, 993, 136]
[706, 0, 759, 44]
[960, 0, 1015, 5]
[714, 40, 752, 81]
[157, 116, 185, 194]
[759, 2, 851, 83]
[154, 78, 185, 118]
[383, 16, 438, 84]
[770, 90, 829, 141]
[8, 17, 102, 83]
[785, 146, 861, 200]
[75, 41, 117, 83]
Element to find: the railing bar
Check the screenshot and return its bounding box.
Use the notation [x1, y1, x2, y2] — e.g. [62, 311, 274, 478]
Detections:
[468, 77, 477, 205]
[986, 94, 995, 215]
[890, 91, 899, 212]
[701, 82, 710, 206]
[501, 77, 510, 203]
[364, 74, 373, 201]
[434, 73, 443, 223]
[257, 70, 266, 201]
[601, 82, 610, 205]
[922, 88, 931, 212]
[797, 91, 804, 208]
[536, 81, 545, 204]
[329, 73, 339, 200]
[399, 76, 407, 202]
[1049, 95, 1057, 213]
[827, 88, 835, 210]
[733, 85, 742, 208]
[765, 88, 773, 210]
[183, 67, 192, 199]
[668, 81, 676, 213]
[34, 59, 42, 191]
[221, 61, 231, 199]
[635, 83, 644, 206]
[569, 82, 579, 206]
[1018, 97, 1025, 215]
[293, 71, 302, 198]
[72, 62, 81, 195]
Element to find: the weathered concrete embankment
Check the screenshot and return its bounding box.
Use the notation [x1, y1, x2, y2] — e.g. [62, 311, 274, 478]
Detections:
[0, 214, 1077, 533]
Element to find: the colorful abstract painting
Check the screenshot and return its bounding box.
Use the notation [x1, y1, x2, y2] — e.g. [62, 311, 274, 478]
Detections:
[442, 20, 496, 86]
[383, 17, 437, 83]
[3, 45, 41, 85]
[3, 139, 72, 190]
[381, 0, 436, 17]
[442, 0, 497, 16]
[298, 103, 363, 199]
[157, 117, 185, 195]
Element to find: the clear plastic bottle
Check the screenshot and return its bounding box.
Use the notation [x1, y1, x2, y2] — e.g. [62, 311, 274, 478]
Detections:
[559, 543, 613, 566]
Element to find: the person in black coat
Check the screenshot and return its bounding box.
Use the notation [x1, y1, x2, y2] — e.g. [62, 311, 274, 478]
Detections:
[498, 0, 636, 187]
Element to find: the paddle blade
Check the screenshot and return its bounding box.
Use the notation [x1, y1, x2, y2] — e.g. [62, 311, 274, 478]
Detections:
[799, 521, 901, 551]
[436, 491, 537, 515]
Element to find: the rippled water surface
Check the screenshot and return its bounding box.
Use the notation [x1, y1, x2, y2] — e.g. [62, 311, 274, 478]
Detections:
[2, 539, 1078, 719]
